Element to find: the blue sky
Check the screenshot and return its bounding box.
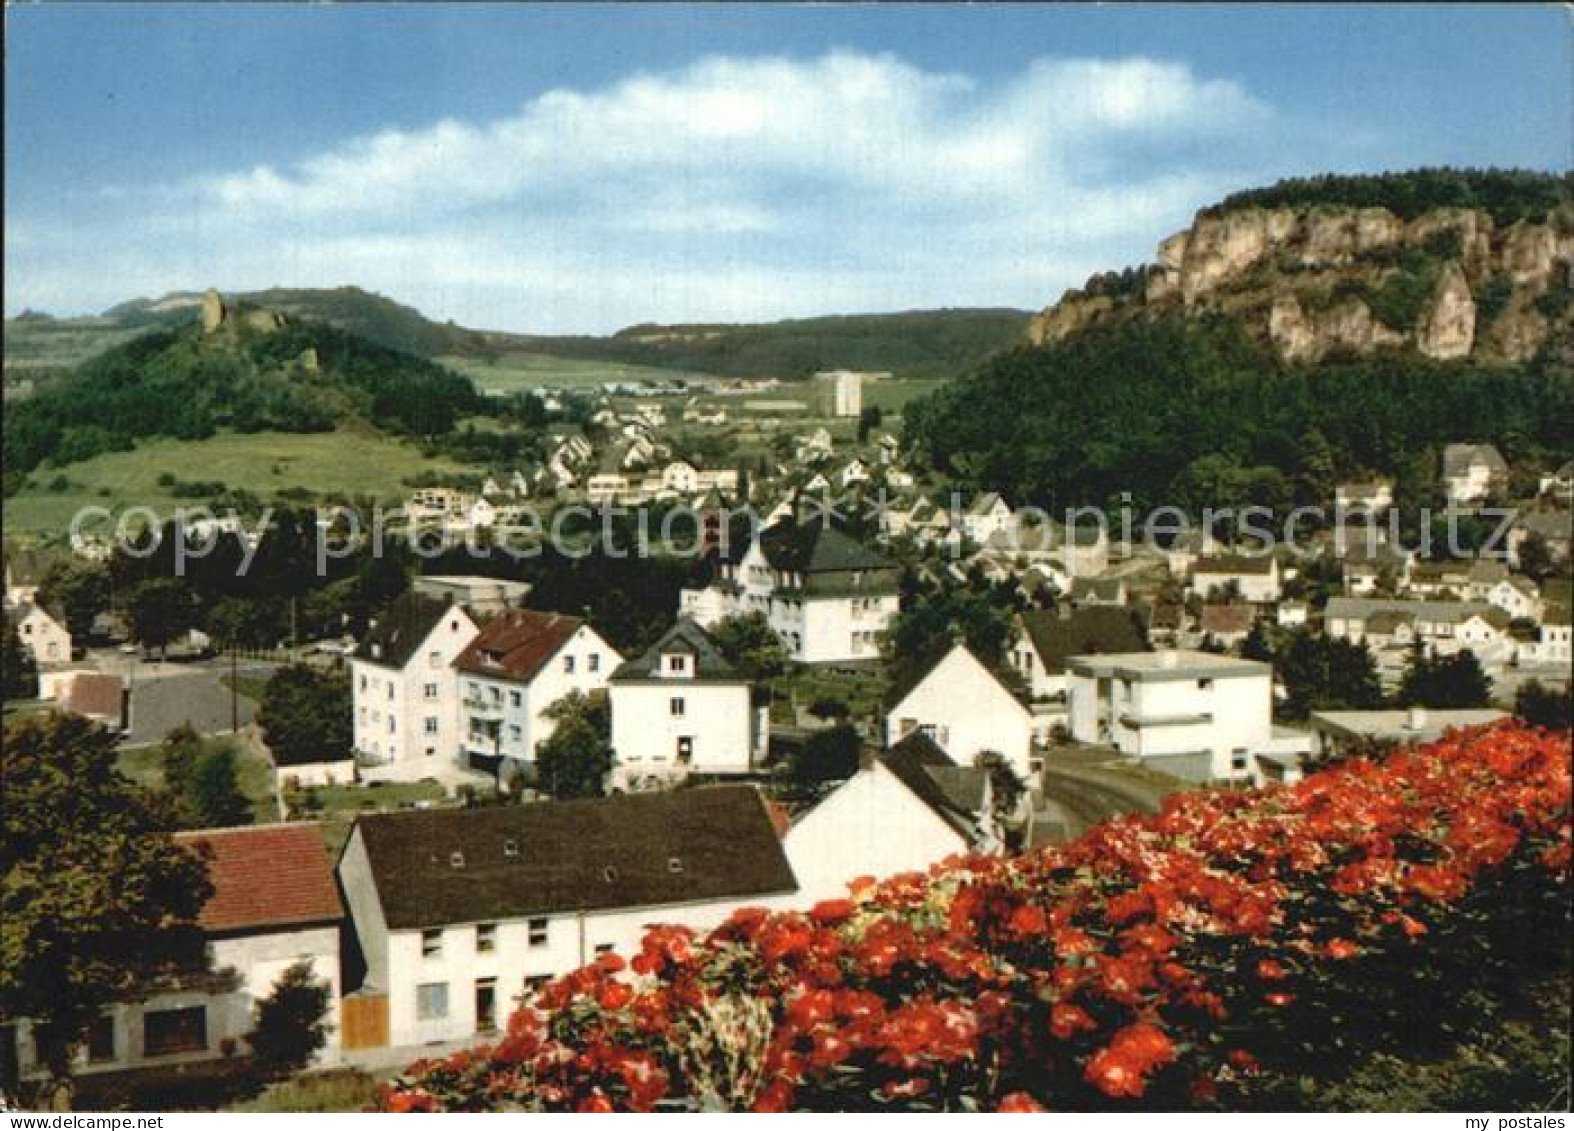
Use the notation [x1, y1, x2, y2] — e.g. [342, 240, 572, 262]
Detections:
[6, 4, 1570, 332]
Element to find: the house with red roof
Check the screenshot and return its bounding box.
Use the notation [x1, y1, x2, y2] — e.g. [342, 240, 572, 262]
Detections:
[452, 609, 622, 784]
[9, 823, 343, 1081]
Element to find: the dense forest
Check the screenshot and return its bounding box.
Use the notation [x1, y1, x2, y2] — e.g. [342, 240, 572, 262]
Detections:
[1204, 168, 1573, 225]
[1, 317, 480, 476]
[904, 313, 1572, 513]
[522, 307, 1032, 380]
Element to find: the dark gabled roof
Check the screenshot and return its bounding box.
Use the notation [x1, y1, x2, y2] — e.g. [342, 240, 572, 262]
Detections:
[1069, 577, 1125, 602]
[1020, 607, 1149, 671]
[351, 785, 797, 930]
[1200, 603, 1257, 635]
[354, 591, 462, 668]
[880, 732, 983, 839]
[610, 618, 744, 683]
[176, 824, 342, 934]
[1193, 553, 1276, 576]
[453, 609, 585, 683]
[758, 519, 894, 574]
[1443, 442, 1508, 477]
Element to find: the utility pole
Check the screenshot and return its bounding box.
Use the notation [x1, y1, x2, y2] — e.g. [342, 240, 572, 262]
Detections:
[230, 646, 239, 734]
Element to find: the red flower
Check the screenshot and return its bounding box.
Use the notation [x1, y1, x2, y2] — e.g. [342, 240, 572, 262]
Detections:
[1325, 937, 1360, 960]
[1050, 1002, 1097, 1040]
[1009, 903, 1048, 936]
[998, 1092, 1046, 1112]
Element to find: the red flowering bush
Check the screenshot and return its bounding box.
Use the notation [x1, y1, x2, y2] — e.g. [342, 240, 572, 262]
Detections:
[378, 723, 1570, 1111]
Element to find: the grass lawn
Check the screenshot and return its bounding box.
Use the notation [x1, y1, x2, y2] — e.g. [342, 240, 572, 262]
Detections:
[221, 672, 273, 703]
[289, 777, 451, 855]
[440, 351, 720, 393]
[862, 375, 949, 415]
[229, 1068, 381, 1113]
[5, 428, 477, 536]
[116, 732, 280, 824]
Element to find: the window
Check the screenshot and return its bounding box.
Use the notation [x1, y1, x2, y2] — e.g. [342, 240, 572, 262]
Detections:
[424, 717, 439, 736]
[143, 1007, 206, 1057]
[475, 978, 497, 1033]
[677, 736, 694, 763]
[1231, 753, 1249, 773]
[524, 974, 551, 997]
[87, 1015, 116, 1063]
[422, 929, 443, 958]
[359, 674, 367, 691]
[509, 690, 523, 708]
[424, 683, 438, 700]
[417, 982, 449, 1021]
[670, 697, 686, 717]
[476, 923, 497, 953]
[1198, 678, 1215, 690]
[527, 917, 549, 947]
[388, 683, 395, 701]
[504, 839, 520, 858]
[388, 716, 396, 734]
[588, 654, 600, 673]
[666, 654, 688, 674]
[429, 649, 443, 668]
[508, 724, 522, 741]
[594, 943, 615, 957]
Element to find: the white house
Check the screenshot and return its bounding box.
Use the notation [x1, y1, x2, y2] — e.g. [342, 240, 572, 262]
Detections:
[1189, 553, 1281, 603]
[351, 592, 480, 784]
[1441, 443, 1508, 504]
[1011, 607, 1148, 702]
[1323, 597, 1514, 661]
[1066, 650, 1275, 783]
[334, 787, 798, 1050]
[10, 824, 342, 1082]
[961, 493, 1014, 545]
[784, 735, 992, 905]
[1309, 706, 1509, 756]
[680, 518, 901, 664]
[883, 643, 1034, 782]
[1335, 482, 1395, 514]
[608, 620, 765, 788]
[12, 601, 71, 666]
[1520, 605, 1571, 665]
[453, 610, 622, 783]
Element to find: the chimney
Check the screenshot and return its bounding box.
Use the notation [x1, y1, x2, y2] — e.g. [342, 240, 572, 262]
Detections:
[1406, 705, 1428, 731]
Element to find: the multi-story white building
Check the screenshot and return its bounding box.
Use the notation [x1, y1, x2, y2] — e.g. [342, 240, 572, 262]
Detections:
[1066, 650, 1275, 783]
[680, 518, 900, 664]
[9, 824, 342, 1082]
[335, 786, 798, 1050]
[884, 642, 1034, 782]
[351, 592, 480, 783]
[608, 620, 765, 789]
[453, 609, 622, 784]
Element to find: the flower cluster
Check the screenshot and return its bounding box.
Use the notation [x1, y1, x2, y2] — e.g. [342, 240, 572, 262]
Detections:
[379, 723, 1570, 1111]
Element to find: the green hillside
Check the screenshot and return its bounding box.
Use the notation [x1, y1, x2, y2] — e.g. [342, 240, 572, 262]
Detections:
[2, 308, 480, 480]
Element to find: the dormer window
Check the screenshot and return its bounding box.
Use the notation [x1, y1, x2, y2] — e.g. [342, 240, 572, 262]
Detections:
[664, 653, 688, 676]
[603, 865, 620, 883]
[504, 839, 520, 858]
[450, 851, 466, 869]
[668, 857, 684, 874]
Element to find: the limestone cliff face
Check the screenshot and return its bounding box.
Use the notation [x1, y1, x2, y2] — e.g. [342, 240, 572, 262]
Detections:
[1028, 200, 1572, 364]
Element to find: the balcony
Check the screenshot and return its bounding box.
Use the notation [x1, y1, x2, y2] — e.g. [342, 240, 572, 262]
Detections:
[463, 697, 506, 720]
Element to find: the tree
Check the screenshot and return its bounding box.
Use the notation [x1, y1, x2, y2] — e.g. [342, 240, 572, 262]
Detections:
[537, 692, 613, 800]
[1273, 630, 1383, 720]
[791, 723, 862, 790]
[709, 613, 789, 704]
[857, 406, 884, 443]
[1, 611, 38, 701]
[248, 959, 332, 1078]
[127, 577, 197, 658]
[1514, 679, 1572, 732]
[257, 664, 351, 768]
[807, 696, 850, 722]
[1396, 647, 1494, 709]
[36, 561, 110, 642]
[1, 714, 212, 1105]
[162, 725, 253, 829]
[1515, 532, 1555, 584]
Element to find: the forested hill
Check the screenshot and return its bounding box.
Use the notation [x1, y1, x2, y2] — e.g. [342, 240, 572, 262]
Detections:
[904, 314, 1572, 514]
[518, 308, 1033, 379]
[6, 293, 1030, 385]
[1, 299, 479, 477]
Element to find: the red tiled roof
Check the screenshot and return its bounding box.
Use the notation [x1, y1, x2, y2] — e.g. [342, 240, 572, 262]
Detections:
[62, 672, 123, 721]
[453, 609, 582, 682]
[175, 824, 342, 933]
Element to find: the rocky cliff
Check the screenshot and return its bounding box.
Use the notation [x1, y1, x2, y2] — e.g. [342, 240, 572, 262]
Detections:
[1029, 194, 1573, 364]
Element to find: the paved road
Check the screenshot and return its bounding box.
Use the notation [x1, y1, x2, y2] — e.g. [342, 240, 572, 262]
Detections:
[121, 660, 277, 746]
[1038, 746, 1189, 841]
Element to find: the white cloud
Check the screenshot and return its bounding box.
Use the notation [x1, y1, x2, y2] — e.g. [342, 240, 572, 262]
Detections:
[9, 50, 1341, 331]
